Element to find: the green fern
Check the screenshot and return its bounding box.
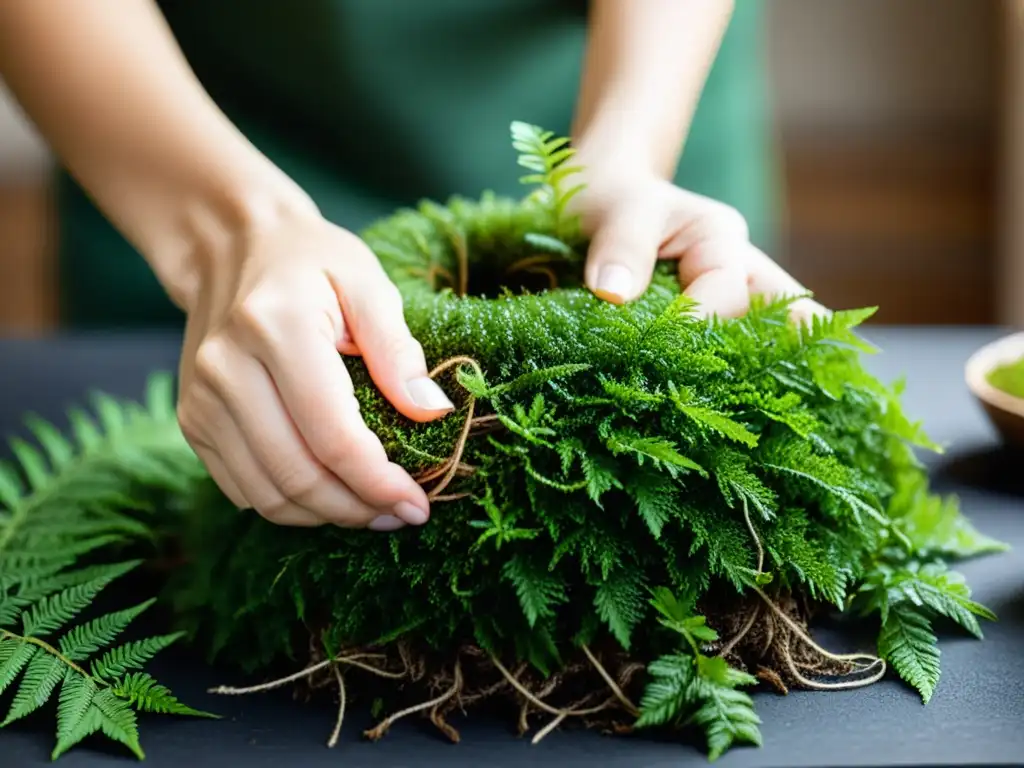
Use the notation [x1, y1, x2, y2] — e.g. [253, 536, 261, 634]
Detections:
[510, 119, 585, 241]
[1, 120, 1007, 762]
[635, 588, 762, 760]
[0, 375, 212, 760]
[877, 605, 940, 704]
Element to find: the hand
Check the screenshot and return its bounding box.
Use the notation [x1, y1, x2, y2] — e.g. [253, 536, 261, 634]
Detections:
[573, 170, 825, 323]
[175, 210, 456, 530]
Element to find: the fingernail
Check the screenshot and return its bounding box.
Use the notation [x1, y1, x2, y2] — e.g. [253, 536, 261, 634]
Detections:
[393, 500, 429, 526]
[406, 377, 455, 412]
[368, 514, 407, 532]
[594, 264, 632, 304]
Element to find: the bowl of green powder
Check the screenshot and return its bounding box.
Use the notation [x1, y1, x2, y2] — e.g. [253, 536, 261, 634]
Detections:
[966, 332, 1024, 448]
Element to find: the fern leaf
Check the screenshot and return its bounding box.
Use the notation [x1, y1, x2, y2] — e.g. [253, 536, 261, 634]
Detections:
[1, 649, 65, 725]
[630, 478, 677, 539]
[635, 654, 695, 728]
[878, 605, 940, 704]
[10, 438, 49, 491]
[671, 391, 758, 448]
[92, 688, 145, 760]
[594, 569, 646, 650]
[0, 640, 36, 695]
[502, 554, 567, 627]
[692, 656, 762, 761]
[606, 432, 707, 478]
[52, 671, 98, 760]
[113, 672, 215, 717]
[22, 568, 132, 637]
[59, 599, 156, 662]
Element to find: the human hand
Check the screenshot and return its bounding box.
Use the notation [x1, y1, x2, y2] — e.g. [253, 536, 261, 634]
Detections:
[573, 170, 826, 322]
[175, 210, 456, 530]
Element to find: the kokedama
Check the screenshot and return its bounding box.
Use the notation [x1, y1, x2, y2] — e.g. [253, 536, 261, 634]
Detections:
[0, 123, 1008, 762]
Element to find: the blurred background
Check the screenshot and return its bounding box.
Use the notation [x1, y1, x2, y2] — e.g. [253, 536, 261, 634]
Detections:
[0, 0, 1021, 333]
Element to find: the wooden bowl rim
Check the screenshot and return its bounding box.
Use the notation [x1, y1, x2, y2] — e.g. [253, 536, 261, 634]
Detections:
[964, 331, 1024, 420]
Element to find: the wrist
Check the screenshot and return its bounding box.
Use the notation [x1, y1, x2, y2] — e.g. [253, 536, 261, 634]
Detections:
[142, 158, 320, 311]
[573, 116, 674, 183]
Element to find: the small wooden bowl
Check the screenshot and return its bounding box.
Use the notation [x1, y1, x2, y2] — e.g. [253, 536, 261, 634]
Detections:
[965, 331, 1024, 448]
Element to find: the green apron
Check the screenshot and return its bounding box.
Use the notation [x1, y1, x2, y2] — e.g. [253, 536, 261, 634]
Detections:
[57, 0, 776, 328]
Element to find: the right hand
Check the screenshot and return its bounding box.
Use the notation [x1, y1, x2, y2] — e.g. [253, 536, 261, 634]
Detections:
[175, 208, 456, 531]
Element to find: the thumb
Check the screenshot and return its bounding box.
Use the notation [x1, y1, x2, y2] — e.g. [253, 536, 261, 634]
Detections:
[584, 205, 667, 304]
[340, 273, 455, 423]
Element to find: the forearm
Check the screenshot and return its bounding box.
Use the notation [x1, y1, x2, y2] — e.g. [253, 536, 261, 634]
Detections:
[572, 0, 734, 180]
[0, 0, 316, 307]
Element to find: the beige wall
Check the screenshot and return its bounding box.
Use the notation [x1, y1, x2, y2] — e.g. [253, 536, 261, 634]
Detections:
[766, 0, 995, 136]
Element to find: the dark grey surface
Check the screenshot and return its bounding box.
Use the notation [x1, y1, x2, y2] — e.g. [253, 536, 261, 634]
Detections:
[1, 327, 1023, 767]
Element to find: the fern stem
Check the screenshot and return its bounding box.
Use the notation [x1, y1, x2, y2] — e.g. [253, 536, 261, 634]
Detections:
[0, 629, 96, 682]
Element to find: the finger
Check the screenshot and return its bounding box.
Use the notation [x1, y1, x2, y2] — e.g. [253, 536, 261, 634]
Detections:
[199, 341, 406, 527]
[197, 449, 251, 509]
[682, 264, 750, 319]
[225, 287, 433, 524]
[194, 332, 424, 527]
[584, 202, 669, 304]
[187, 423, 325, 528]
[744, 248, 830, 326]
[337, 270, 455, 423]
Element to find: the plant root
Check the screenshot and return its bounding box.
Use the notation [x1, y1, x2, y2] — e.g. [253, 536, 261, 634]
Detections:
[709, 590, 886, 693]
[364, 659, 464, 742]
[211, 586, 888, 751]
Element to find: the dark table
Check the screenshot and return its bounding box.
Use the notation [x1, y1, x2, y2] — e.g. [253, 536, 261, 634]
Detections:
[2, 327, 1023, 767]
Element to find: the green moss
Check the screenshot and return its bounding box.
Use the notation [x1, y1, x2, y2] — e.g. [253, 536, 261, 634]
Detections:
[158, 123, 1006, 759]
[3, 123, 1006, 762]
[987, 355, 1024, 399]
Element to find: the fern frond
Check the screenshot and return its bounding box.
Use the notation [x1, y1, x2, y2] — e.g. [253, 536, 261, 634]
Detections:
[878, 605, 940, 704]
[0, 374, 211, 760]
[593, 568, 646, 650]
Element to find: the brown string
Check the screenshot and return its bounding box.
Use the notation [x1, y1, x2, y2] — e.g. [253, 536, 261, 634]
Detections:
[415, 356, 485, 501]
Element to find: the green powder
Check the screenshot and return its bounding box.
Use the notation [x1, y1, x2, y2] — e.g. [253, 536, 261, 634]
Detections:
[987, 355, 1024, 399]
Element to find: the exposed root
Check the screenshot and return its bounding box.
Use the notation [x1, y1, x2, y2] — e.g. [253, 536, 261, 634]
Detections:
[756, 666, 788, 694]
[213, 585, 890, 752]
[207, 652, 399, 696]
[581, 644, 639, 717]
[718, 605, 761, 660]
[752, 586, 885, 681]
[365, 659, 464, 742]
[326, 663, 347, 748]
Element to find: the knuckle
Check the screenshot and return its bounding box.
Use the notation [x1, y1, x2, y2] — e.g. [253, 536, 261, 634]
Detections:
[704, 204, 749, 241]
[193, 337, 232, 389]
[271, 462, 322, 503]
[175, 399, 205, 444]
[231, 290, 290, 341]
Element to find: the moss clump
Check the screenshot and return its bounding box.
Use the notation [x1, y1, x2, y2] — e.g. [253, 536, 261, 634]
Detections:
[988, 355, 1024, 399]
[164, 123, 1006, 760]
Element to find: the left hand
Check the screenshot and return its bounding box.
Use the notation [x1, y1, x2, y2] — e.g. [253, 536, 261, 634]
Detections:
[572, 170, 826, 323]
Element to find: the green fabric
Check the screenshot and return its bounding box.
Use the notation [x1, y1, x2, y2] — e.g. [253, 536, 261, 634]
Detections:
[57, 0, 775, 329]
